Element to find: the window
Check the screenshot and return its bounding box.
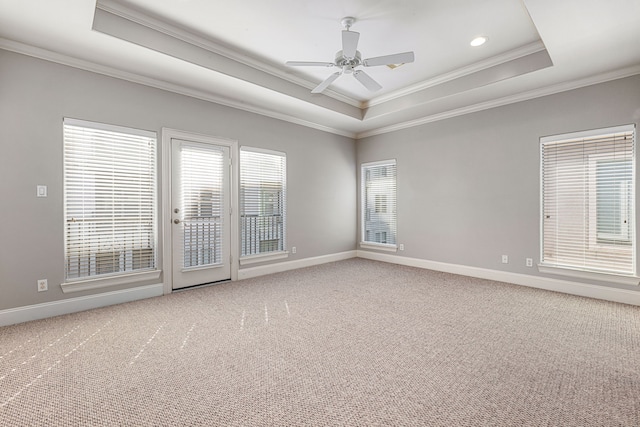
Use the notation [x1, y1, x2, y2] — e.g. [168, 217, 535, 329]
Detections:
[540, 124, 636, 279]
[361, 160, 397, 248]
[63, 119, 157, 282]
[240, 147, 286, 259]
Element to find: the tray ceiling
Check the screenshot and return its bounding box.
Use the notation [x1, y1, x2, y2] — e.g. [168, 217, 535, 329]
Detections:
[0, 0, 638, 138]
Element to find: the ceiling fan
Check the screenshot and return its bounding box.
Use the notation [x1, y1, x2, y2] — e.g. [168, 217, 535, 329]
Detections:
[286, 17, 415, 94]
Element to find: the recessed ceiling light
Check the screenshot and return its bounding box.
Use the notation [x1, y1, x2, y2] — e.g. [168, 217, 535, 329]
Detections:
[470, 36, 488, 47]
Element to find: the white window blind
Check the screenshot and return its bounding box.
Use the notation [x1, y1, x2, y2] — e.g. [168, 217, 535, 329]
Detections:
[180, 143, 224, 268]
[541, 124, 636, 276]
[362, 160, 397, 246]
[240, 147, 286, 257]
[63, 118, 157, 281]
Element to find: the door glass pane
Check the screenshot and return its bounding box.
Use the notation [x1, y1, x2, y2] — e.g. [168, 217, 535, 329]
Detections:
[181, 144, 225, 268]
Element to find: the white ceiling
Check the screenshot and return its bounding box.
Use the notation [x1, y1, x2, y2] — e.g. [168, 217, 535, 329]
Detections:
[1, 0, 639, 138]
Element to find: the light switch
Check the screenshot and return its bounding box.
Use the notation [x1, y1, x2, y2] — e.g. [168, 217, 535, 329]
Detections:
[37, 185, 47, 197]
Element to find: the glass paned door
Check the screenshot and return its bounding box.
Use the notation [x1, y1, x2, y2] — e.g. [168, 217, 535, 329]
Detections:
[171, 139, 230, 289]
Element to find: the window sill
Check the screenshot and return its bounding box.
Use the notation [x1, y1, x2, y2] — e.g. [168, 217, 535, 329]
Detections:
[537, 264, 639, 286]
[240, 251, 289, 266]
[359, 242, 398, 252]
[61, 270, 161, 294]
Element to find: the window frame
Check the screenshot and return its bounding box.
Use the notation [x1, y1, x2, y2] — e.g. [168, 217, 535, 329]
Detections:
[539, 124, 638, 285]
[61, 118, 160, 293]
[360, 159, 398, 252]
[239, 146, 288, 265]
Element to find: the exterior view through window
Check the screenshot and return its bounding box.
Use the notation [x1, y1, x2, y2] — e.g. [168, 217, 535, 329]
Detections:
[240, 147, 287, 257]
[63, 119, 157, 281]
[540, 124, 636, 277]
[361, 160, 397, 247]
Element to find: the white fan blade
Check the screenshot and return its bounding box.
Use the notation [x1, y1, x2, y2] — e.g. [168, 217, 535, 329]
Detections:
[311, 72, 341, 94]
[363, 51, 415, 67]
[353, 70, 382, 92]
[342, 30, 360, 58]
[286, 61, 335, 67]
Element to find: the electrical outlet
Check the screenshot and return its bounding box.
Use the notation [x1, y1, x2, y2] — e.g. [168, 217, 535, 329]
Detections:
[399, 244, 405, 251]
[291, 246, 296, 254]
[37, 279, 48, 292]
[502, 255, 509, 264]
[36, 185, 47, 197]
[526, 258, 533, 267]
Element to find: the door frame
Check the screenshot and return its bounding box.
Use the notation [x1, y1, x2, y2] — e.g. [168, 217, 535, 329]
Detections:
[161, 128, 239, 295]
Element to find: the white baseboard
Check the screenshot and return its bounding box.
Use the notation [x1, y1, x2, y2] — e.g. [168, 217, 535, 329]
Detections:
[0, 284, 164, 327]
[6, 251, 636, 327]
[238, 250, 357, 280]
[357, 251, 640, 306]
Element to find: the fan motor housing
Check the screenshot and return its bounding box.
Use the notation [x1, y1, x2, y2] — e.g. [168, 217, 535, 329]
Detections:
[335, 50, 362, 69]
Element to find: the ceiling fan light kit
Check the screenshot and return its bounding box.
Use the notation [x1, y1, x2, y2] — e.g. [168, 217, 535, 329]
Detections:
[286, 17, 415, 94]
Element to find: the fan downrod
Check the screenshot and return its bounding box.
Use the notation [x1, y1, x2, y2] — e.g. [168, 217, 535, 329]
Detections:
[341, 17, 356, 30]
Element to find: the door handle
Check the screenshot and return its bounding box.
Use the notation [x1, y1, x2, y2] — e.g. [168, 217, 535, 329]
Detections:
[173, 219, 181, 224]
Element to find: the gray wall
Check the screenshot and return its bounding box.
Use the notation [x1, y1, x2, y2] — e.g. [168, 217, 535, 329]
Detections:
[358, 74, 640, 291]
[2, 46, 639, 313]
[0, 50, 356, 310]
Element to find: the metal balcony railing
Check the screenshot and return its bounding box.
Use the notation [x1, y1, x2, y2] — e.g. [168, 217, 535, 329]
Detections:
[241, 214, 284, 256]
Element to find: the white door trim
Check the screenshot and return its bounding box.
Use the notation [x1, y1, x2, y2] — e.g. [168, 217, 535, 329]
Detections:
[161, 128, 239, 295]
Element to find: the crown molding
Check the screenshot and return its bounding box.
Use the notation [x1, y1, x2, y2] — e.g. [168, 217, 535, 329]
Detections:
[96, 0, 361, 109]
[364, 41, 547, 109]
[99, 0, 554, 115]
[3, 36, 638, 142]
[0, 39, 356, 138]
[362, 49, 553, 121]
[356, 65, 640, 139]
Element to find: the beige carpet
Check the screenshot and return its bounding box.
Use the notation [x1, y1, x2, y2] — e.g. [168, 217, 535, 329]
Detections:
[1, 258, 639, 426]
